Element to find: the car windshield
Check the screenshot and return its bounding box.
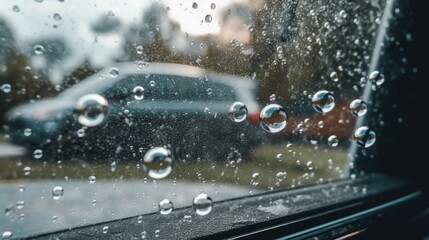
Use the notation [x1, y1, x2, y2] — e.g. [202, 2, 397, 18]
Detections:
[0, 0, 388, 238]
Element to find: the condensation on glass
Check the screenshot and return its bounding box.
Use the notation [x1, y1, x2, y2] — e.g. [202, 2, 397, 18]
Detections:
[0, 0, 390, 237]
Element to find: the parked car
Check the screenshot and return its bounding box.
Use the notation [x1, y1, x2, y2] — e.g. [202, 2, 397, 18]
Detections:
[4, 62, 263, 160]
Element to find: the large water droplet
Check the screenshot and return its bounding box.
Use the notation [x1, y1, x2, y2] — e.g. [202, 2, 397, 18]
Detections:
[349, 99, 368, 116]
[133, 86, 145, 100]
[312, 90, 335, 113]
[259, 104, 288, 133]
[1, 231, 12, 239]
[52, 186, 64, 200]
[136, 45, 143, 54]
[192, 2, 198, 9]
[109, 68, 119, 78]
[192, 193, 213, 216]
[228, 102, 248, 122]
[354, 126, 376, 148]
[142, 147, 173, 179]
[330, 71, 339, 82]
[88, 175, 96, 184]
[328, 135, 339, 147]
[33, 45, 45, 55]
[33, 149, 43, 159]
[23, 166, 31, 176]
[158, 199, 173, 215]
[205, 14, 212, 23]
[1, 84, 11, 93]
[53, 13, 62, 21]
[75, 94, 108, 127]
[368, 70, 385, 86]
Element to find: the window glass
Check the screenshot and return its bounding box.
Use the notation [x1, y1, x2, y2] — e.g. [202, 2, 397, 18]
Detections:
[0, 0, 387, 238]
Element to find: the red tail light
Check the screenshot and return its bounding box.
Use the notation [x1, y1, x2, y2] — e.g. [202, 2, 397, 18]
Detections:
[248, 112, 259, 124]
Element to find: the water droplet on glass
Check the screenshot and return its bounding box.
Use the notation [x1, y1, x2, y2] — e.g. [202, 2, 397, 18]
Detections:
[183, 215, 192, 222]
[53, 13, 62, 21]
[368, 70, 385, 86]
[252, 172, 260, 179]
[354, 126, 376, 148]
[269, 94, 276, 102]
[210, 3, 216, 9]
[150, 80, 156, 87]
[52, 186, 64, 200]
[1, 84, 11, 93]
[136, 45, 143, 54]
[18, 185, 25, 193]
[318, 120, 324, 128]
[16, 201, 25, 209]
[142, 147, 173, 179]
[158, 199, 173, 215]
[141, 231, 147, 239]
[133, 86, 145, 100]
[24, 128, 32, 136]
[88, 175, 96, 184]
[111, 161, 117, 172]
[23, 166, 31, 176]
[192, 2, 198, 9]
[137, 215, 143, 223]
[205, 14, 212, 23]
[312, 90, 335, 113]
[192, 193, 213, 216]
[259, 104, 288, 133]
[77, 128, 85, 137]
[276, 172, 287, 181]
[328, 135, 339, 147]
[12, 5, 20, 12]
[206, 88, 212, 95]
[330, 71, 339, 82]
[349, 99, 368, 116]
[228, 102, 248, 123]
[155, 230, 160, 238]
[109, 68, 119, 78]
[33, 45, 45, 55]
[102, 226, 109, 234]
[1, 231, 12, 239]
[75, 94, 108, 127]
[33, 149, 43, 159]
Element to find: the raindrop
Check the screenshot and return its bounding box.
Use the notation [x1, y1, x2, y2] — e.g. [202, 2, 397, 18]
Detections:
[318, 121, 324, 128]
[16, 201, 25, 209]
[205, 14, 212, 23]
[354, 126, 376, 148]
[52, 186, 64, 200]
[192, 193, 213, 216]
[311, 90, 335, 113]
[1, 231, 12, 239]
[33, 149, 43, 159]
[368, 70, 385, 86]
[53, 13, 62, 21]
[228, 102, 248, 123]
[136, 45, 143, 54]
[150, 80, 156, 87]
[158, 199, 173, 215]
[259, 104, 288, 133]
[206, 88, 212, 95]
[33, 45, 45, 55]
[141, 231, 147, 239]
[269, 94, 276, 102]
[133, 86, 145, 100]
[137, 216, 143, 223]
[349, 99, 368, 116]
[88, 176, 96, 184]
[75, 94, 108, 127]
[210, 3, 216, 9]
[1, 84, 11, 93]
[77, 128, 85, 137]
[136, 61, 149, 69]
[192, 2, 198, 9]
[142, 147, 173, 179]
[18, 185, 25, 193]
[183, 215, 192, 222]
[328, 135, 339, 147]
[252, 172, 260, 179]
[276, 172, 287, 181]
[155, 230, 160, 238]
[12, 5, 20, 12]
[102, 226, 109, 234]
[109, 68, 119, 78]
[23, 166, 31, 176]
[330, 71, 339, 82]
[24, 128, 32, 136]
[111, 161, 117, 172]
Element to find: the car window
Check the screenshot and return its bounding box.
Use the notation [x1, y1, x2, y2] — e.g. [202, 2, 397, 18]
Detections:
[0, 0, 390, 238]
